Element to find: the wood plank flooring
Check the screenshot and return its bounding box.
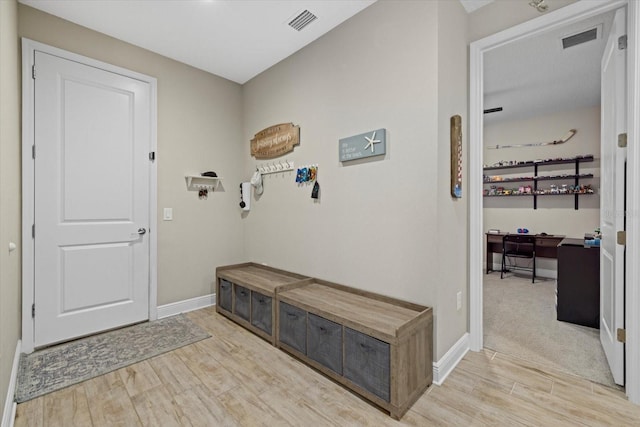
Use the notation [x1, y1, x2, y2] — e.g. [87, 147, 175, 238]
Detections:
[15, 307, 640, 426]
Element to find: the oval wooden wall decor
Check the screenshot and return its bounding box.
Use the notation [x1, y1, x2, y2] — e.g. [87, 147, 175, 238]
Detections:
[251, 123, 300, 159]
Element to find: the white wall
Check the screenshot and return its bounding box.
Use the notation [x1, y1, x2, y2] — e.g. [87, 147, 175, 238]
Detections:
[483, 106, 600, 236]
[243, 0, 468, 360]
[18, 5, 246, 306]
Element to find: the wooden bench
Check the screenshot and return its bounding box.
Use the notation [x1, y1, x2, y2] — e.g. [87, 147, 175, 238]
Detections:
[215, 264, 433, 419]
[216, 263, 309, 345]
[277, 279, 432, 420]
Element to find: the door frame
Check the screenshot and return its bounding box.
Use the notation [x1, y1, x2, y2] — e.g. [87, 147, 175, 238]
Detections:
[21, 39, 158, 353]
[469, 0, 640, 403]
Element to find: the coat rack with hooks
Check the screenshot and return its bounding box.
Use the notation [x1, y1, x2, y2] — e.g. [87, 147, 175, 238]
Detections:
[257, 160, 295, 175]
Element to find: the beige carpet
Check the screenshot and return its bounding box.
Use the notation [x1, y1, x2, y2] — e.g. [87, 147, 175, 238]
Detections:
[483, 273, 619, 389]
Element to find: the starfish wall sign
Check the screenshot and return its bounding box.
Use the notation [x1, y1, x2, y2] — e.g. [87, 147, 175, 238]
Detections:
[339, 129, 387, 162]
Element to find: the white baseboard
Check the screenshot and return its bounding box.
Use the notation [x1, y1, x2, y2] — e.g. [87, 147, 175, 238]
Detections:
[432, 333, 469, 386]
[2, 340, 21, 427]
[157, 293, 216, 319]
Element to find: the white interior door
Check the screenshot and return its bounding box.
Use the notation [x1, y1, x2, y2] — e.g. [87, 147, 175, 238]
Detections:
[600, 7, 626, 386]
[34, 50, 151, 347]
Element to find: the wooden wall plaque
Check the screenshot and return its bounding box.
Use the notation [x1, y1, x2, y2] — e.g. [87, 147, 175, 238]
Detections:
[450, 115, 462, 198]
[251, 123, 300, 159]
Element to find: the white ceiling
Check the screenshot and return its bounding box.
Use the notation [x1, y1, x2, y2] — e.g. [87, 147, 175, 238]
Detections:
[19, 0, 499, 85]
[484, 10, 615, 124]
[19, 0, 376, 84]
[19, 0, 502, 84]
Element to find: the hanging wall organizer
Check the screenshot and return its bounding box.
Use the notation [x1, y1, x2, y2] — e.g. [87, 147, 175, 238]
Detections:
[185, 175, 222, 191]
[257, 160, 295, 175]
[296, 164, 318, 184]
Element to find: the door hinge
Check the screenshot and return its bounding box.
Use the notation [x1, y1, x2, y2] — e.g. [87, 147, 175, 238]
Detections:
[32, 65, 36, 79]
[32, 303, 35, 318]
[32, 145, 35, 159]
[618, 133, 627, 148]
[32, 224, 35, 239]
[149, 152, 155, 161]
[617, 328, 626, 343]
[619, 35, 628, 50]
[617, 230, 626, 245]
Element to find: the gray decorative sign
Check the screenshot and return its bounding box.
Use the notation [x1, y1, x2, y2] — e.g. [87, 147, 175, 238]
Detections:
[339, 129, 386, 162]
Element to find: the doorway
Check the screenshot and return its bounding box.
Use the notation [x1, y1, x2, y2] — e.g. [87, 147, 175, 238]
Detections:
[469, 0, 640, 404]
[21, 39, 159, 353]
[482, 8, 614, 387]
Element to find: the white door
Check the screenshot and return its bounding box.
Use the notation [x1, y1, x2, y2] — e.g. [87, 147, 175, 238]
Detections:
[34, 50, 151, 347]
[600, 8, 626, 386]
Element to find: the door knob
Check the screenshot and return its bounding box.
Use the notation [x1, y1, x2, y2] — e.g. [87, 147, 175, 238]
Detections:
[137, 228, 147, 235]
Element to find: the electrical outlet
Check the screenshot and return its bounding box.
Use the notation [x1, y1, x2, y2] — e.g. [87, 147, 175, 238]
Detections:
[457, 291, 462, 311]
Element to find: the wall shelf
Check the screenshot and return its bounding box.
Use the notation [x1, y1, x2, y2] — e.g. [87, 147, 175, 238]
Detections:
[483, 155, 595, 210]
[484, 173, 594, 184]
[185, 175, 222, 191]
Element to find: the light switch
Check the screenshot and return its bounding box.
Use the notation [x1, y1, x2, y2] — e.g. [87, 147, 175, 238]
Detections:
[163, 208, 173, 221]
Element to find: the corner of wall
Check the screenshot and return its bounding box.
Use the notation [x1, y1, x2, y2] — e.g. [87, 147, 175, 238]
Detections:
[2, 341, 21, 427]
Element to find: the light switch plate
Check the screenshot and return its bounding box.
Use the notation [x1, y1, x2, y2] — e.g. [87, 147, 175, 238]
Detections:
[163, 208, 173, 221]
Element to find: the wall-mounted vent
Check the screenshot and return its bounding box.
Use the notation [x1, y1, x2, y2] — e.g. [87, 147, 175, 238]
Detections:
[562, 27, 598, 49]
[288, 10, 317, 31]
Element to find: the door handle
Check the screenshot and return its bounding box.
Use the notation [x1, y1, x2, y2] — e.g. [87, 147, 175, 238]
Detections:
[128, 228, 147, 240]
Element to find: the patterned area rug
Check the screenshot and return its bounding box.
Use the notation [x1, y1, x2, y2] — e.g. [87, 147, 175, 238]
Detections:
[15, 314, 210, 403]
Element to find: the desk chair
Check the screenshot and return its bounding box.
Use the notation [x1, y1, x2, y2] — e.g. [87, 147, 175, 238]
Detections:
[501, 234, 536, 283]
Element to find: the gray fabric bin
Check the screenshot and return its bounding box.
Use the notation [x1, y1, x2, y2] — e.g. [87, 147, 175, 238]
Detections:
[307, 313, 343, 375]
[251, 291, 272, 334]
[279, 302, 307, 354]
[344, 327, 390, 402]
[234, 285, 250, 321]
[219, 279, 232, 312]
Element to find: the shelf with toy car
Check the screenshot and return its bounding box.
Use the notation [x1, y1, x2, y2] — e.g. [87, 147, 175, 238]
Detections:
[482, 155, 595, 210]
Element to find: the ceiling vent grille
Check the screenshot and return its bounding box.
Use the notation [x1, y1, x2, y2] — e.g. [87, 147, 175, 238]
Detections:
[562, 27, 598, 49]
[288, 10, 317, 31]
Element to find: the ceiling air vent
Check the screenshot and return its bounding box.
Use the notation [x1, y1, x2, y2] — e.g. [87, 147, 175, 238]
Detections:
[562, 27, 598, 49]
[288, 10, 317, 31]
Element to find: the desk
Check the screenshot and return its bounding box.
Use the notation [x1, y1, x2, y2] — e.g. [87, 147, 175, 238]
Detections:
[485, 232, 565, 273]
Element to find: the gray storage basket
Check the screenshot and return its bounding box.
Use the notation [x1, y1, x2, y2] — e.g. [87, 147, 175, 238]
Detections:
[344, 327, 390, 402]
[234, 285, 250, 321]
[219, 279, 232, 312]
[279, 302, 307, 354]
[307, 313, 343, 375]
[251, 291, 272, 334]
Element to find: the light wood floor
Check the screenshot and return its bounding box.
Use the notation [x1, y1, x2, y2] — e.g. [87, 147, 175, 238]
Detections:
[15, 307, 640, 426]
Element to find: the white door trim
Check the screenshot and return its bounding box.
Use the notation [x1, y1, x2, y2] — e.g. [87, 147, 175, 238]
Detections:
[21, 38, 158, 353]
[469, 0, 640, 403]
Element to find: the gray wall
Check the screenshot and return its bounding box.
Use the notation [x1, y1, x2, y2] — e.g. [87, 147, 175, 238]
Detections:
[18, 4, 247, 306]
[0, 0, 21, 414]
[242, 0, 469, 360]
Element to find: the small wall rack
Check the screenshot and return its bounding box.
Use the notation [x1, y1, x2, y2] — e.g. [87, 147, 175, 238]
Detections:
[185, 175, 222, 192]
